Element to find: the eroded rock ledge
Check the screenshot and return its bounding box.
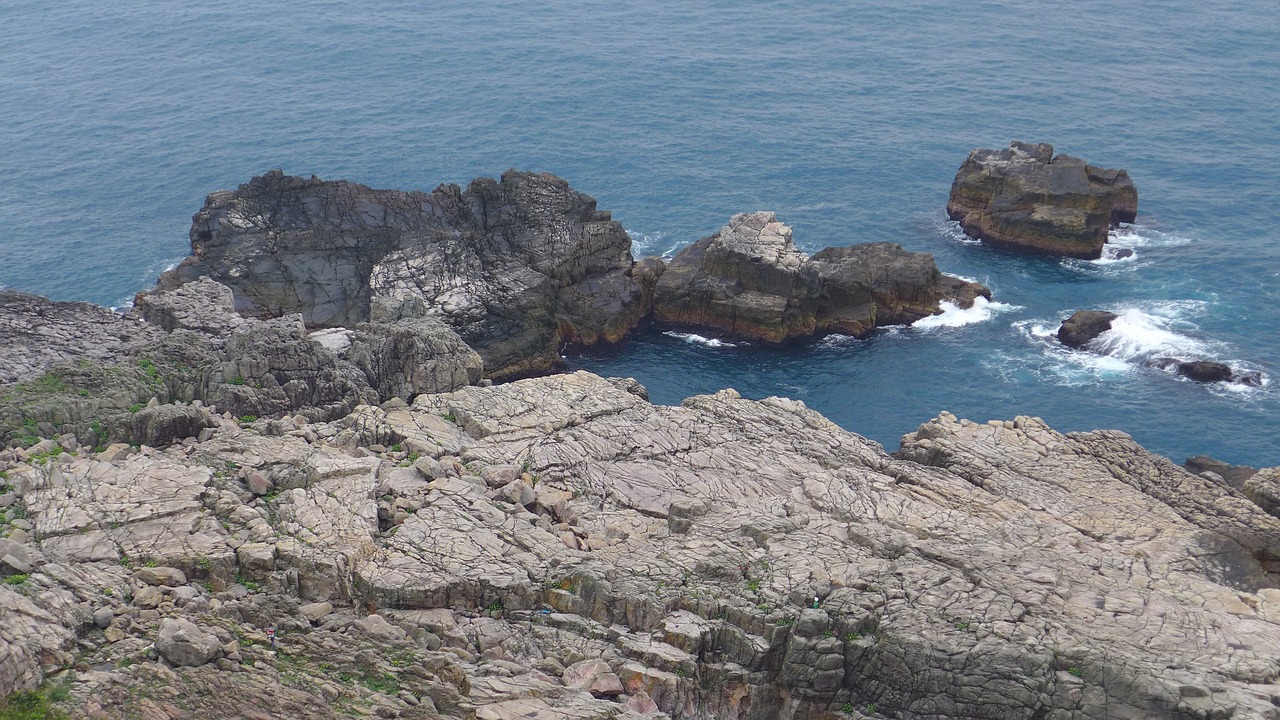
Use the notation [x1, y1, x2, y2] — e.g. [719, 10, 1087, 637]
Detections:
[1, 372, 1278, 719]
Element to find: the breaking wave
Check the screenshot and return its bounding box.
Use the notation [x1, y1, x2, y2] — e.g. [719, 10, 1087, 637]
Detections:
[663, 331, 739, 348]
[912, 297, 1020, 329]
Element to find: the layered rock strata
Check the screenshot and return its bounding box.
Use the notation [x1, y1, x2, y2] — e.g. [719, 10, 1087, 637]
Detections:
[158, 170, 659, 380]
[947, 142, 1138, 259]
[653, 212, 989, 343]
[2, 371, 1278, 719]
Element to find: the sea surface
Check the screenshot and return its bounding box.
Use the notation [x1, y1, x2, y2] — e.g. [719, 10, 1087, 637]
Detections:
[2, 1, 1278, 466]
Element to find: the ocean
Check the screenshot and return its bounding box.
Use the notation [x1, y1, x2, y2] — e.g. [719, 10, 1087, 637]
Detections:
[2, 1, 1277, 466]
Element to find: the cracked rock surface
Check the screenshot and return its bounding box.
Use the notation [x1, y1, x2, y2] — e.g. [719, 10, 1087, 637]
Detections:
[2, 372, 1277, 719]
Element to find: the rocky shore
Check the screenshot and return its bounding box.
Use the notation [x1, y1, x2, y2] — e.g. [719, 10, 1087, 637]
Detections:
[3, 170, 1279, 720]
[3, 370, 1279, 719]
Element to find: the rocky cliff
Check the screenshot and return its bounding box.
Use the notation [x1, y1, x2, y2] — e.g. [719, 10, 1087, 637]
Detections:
[653, 213, 989, 343]
[947, 142, 1138, 259]
[2, 369, 1279, 719]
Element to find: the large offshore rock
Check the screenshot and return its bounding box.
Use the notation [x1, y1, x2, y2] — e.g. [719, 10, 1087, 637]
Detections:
[653, 212, 988, 342]
[947, 141, 1138, 259]
[159, 169, 657, 380]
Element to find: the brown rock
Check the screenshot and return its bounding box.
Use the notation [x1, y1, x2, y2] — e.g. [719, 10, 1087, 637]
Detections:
[947, 141, 1138, 259]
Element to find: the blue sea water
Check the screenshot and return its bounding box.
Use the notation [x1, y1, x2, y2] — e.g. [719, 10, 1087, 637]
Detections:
[2, 1, 1278, 466]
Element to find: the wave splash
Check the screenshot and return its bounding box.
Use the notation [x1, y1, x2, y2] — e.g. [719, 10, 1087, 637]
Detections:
[663, 331, 739, 348]
[912, 296, 1019, 329]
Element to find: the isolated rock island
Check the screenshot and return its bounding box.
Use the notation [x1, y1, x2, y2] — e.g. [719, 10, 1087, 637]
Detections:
[2, 170, 1278, 720]
[947, 142, 1138, 259]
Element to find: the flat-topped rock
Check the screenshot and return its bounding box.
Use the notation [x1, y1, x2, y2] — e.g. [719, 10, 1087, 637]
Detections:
[653, 212, 989, 343]
[947, 141, 1138, 259]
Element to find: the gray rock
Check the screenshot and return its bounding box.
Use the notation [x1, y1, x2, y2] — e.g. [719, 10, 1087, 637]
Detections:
[947, 141, 1138, 258]
[133, 566, 187, 587]
[1243, 467, 1280, 519]
[155, 618, 222, 667]
[159, 169, 656, 381]
[92, 606, 115, 629]
[131, 403, 217, 447]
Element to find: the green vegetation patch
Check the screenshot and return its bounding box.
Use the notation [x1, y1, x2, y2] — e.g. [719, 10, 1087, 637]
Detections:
[0, 688, 70, 720]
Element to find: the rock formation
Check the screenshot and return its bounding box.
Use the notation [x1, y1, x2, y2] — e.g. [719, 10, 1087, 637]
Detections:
[1, 372, 1278, 719]
[653, 212, 989, 343]
[1056, 310, 1117, 349]
[157, 170, 659, 381]
[0, 278, 480, 450]
[947, 142, 1138, 259]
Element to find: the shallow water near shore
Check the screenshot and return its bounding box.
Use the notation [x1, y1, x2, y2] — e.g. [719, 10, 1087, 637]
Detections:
[2, 1, 1278, 465]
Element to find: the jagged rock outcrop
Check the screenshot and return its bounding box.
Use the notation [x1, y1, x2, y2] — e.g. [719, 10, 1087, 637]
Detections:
[158, 169, 658, 380]
[3, 371, 1277, 719]
[652, 212, 989, 343]
[947, 142, 1138, 259]
[0, 279, 481, 448]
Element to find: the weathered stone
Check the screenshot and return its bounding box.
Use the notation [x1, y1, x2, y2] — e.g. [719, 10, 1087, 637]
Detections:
[1243, 467, 1280, 519]
[133, 566, 187, 587]
[947, 141, 1138, 259]
[155, 618, 222, 667]
[92, 606, 115, 629]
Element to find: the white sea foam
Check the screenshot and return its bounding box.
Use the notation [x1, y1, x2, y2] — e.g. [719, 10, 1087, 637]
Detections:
[1087, 308, 1209, 362]
[663, 331, 738, 348]
[110, 257, 184, 311]
[938, 219, 980, 245]
[912, 296, 1019, 329]
[816, 333, 860, 348]
[627, 229, 683, 259]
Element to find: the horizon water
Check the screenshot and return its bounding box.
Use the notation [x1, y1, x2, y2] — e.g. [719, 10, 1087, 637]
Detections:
[2, 1, 1278, 467]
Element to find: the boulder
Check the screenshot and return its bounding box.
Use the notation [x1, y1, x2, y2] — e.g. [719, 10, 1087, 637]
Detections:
[130, 403, 217, 447]
[155, 618, 222, 667]
[947, 141, 1138, 259]
[1056, 310, 1117, 349]
[346, 297, 484, 400]
[159, 169, 658, 381]
[653, 212, 989, 343]
[1243, 467, 1280, 519]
